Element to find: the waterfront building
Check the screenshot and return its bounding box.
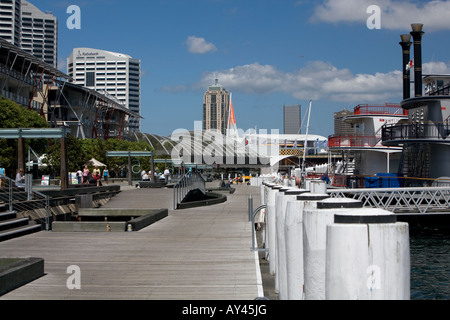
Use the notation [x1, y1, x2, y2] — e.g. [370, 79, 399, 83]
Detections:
[0, 0, 21, 46]
[283, 105, 301, 134]
[20, 0, 58, 68]
[382, 24, 450, 186]
[43, 82, 140, 140]
[202, 79, 230, 135]
[67, 48, 141, 132]
[1, 38, 137, 142]
[328, 103, 408, 185]
[0, 37, 66, 113]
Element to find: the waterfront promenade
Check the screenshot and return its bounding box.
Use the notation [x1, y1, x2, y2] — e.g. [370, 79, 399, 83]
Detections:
[0, 183, 263, 300]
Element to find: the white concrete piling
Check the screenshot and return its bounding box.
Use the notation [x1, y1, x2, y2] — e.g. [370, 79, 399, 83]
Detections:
[275, 188, 308, 300]
[266, 185, 283, 275]
[325, 208, 410, 300]
[273, 186, 292, 292]
[303, 198, 363, 300]
[310, 180, 327, 194]
[284, 198, 306, 300]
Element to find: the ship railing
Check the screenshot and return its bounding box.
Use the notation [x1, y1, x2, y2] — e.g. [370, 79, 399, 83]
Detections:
[328, 135, 382, 148]
[382, 122, 450, 142]
[354, 104, 407, 116]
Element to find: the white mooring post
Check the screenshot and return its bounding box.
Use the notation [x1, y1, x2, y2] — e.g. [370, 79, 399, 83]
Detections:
[266, 185, 283, 275]
[273, 186, 291, 293]
[284, 198, 306, 300]
[303, 198, 363, 300]
[325, 208, 410, 300]
[275, 188, 308, 300]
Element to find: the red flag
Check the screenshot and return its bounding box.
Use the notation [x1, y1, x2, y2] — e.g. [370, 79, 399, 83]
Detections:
[229, 98, 236, 126]
[406, 60, 414, 71]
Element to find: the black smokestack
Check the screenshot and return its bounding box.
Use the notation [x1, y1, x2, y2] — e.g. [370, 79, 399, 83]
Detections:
[410, 23, 424, 97]
[400, 34, 412, 100]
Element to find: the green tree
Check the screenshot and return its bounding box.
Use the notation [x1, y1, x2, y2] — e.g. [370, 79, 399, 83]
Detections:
[0, 97, 49, 176]
[43, 134, 87, 176]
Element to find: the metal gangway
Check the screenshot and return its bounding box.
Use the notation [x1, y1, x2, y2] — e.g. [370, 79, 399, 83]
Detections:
[173, 171, 206, 210]
[328, 186, 450, 214]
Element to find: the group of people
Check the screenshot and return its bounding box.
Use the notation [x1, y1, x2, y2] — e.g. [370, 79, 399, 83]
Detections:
[0, 166, 28, 189]
[141, 167, 171, 183]
[77, 165, 109, 186]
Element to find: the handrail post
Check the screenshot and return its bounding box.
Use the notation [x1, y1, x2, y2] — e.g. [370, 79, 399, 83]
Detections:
[250, 205, 267, 252]
[248, 194, 253, 222]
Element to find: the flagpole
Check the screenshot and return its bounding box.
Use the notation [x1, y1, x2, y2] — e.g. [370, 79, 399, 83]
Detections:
[301, 100, 312, 179]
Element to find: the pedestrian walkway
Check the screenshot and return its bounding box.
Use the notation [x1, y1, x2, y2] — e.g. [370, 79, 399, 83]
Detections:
[0, 184, 263, 300]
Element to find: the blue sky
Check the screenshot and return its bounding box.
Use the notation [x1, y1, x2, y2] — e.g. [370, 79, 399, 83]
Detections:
[40, 0, 450, 138]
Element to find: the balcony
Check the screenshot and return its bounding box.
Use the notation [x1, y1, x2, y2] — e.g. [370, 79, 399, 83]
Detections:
[382, 122, 450, 146]
[354, 104, 408, 116]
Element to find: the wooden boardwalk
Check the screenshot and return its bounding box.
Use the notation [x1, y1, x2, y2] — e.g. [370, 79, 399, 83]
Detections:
[0, 184, 263, 300]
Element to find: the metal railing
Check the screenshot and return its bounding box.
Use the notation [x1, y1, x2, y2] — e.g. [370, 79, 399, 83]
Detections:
[0, 175, 51, 230]
[382, 122, 450, 143]
[328, 186, 450, 214]
[328, 135, 382, 148]
[354, 103, 407, 116]
[173, 171, 206, 210]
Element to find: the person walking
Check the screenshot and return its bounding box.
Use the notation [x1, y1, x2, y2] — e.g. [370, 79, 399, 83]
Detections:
[76, 168, 82, 185]
[82, 165, 89, 184]
[0, 164, 5, 188]
[164, 167, 170, 183]
[103, 167, 109, 182]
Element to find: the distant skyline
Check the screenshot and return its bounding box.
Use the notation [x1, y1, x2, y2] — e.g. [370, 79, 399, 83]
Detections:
[39, 0, 450, 138]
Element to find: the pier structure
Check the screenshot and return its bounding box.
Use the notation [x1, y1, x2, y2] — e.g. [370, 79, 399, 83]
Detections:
[0, 184, 264, 300]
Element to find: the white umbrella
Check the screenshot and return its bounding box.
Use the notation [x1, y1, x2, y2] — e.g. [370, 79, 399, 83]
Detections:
[88, 158, 106, 167]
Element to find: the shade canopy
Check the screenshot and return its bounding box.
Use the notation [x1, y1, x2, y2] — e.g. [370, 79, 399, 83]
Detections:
[88, 158, 106, 167]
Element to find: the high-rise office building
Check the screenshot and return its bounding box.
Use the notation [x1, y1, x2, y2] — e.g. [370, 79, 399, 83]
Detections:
[0, 0, 21, 46]
[0, 1, 58, 67]
[334, 109, 354, 136]
[67, 48, 141, 131]
[203, 79, 230, 135]
[283, 104, 302, 134]
[20, 0, 58, 68]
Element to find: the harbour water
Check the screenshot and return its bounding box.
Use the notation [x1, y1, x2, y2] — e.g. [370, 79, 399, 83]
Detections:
[410, 235, 450, 300]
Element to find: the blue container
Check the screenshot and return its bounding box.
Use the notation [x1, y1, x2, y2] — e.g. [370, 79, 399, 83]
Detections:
[365, 176, 381, 188]
[376, 173, 401, 188]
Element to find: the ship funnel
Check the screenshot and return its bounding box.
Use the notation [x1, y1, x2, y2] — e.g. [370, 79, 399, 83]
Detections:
[400, 34, 412, 100]
[410, 24, 424, 97]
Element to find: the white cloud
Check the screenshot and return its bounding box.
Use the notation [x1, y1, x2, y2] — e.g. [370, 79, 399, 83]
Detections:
[310, 0, 450, 31]
[185, 36, 218, 54]
[199, 60, 450, 103]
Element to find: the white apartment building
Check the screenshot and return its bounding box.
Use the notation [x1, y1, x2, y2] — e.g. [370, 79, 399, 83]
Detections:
[67, 48, 141, 132]
[20, 0, 58, 68]
[0, 0, 21, 46]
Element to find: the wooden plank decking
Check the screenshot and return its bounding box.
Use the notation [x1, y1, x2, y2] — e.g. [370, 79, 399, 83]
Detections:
[0, 184, 263, 300]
